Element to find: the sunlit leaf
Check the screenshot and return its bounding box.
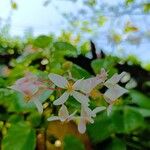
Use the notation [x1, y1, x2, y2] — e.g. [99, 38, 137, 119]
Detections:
[34, 35, 52, 48]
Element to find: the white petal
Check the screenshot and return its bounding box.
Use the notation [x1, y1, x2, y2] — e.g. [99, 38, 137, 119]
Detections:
[47, 116, 60, 121]
[92, 106, 106, 117]
[104, 85, 128, 101]
[75, 77, 100, 94]
[80, 106, 94, 123]
[73, 78, 84, 90]
[78, 119, 86, 134]
[72, 91, 89, 106]
[33, 100, 43, 114]
[107, 104, 113, 116]
[67, 111, 77, 121]
[58, 104, 69, 121]
[53, 92, 69, 105]
[104, 72, 126, 88]
[48, 73, 68, 88]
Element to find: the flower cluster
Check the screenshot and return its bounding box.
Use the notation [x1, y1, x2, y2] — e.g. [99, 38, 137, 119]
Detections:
[10, 69, 128, 134]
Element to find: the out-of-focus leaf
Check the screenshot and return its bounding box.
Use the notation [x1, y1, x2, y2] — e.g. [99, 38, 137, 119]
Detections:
[109, 33, 122, 44]
[97, 16, 107, 26]
[130, 90, 150, 109]
[111, 109, 124, 133]
[71, 64, 91, 79]
[80, 41, 90, 54]
[129, 107, 150, 117]
[91, 58, 117, 76]
[106, 138, 126, 150]
[124, 22, 138, 33]
[124, 107, 144, 133]
[64, 135, 85, 150]
[53, 41, 77, 56]
[87, 113, 114, 143]
[11, 1, 18, 10]
[2, 122, 36, 150]
[125, 0, 134, 6]
[34, 35, 52, 48]
[143, 3, 150, 13]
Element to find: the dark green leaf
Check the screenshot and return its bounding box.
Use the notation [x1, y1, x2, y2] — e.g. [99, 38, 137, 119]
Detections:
[64, 135, 85, 150]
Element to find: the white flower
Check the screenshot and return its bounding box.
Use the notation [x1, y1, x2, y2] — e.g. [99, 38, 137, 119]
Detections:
[48, 73, 90, 106]
[78, 105, 106, 134]
[10, 73, 50, 114]
[47, 104, 76, 122]
[76, 69, 108, 94]
[104, 72, 128, 115]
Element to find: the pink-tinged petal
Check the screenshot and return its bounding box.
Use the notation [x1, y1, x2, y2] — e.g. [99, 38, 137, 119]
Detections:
[72, 91, 89, 106]
[53, 92, 69, 105]
[107, 104, 113, 116]
[80, 106, 94, 123]
[47, 116, 60, 121]
[92, 106, 106, 117]
[73, 78, 84, 90]
[58, 105, 69, 121]
[48, 73, 68, 88]
[104, 72, 126, 88]
[33, 100, 43, 114]
[104, 85, 128, 101]
[78, 119, 86, 134]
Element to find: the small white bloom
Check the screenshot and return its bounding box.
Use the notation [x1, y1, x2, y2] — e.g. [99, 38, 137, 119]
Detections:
[75, 69, 107, 94]
[47, 104, 76, 122]
[104, 72, 128, 102]
[10, 73, 51, 114]
[104, 72, 128, 115]
[48, 73, 90, 106]
[78, 105, 106, 134]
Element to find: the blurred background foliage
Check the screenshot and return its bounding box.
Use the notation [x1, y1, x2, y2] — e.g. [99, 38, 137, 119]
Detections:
[0, 0, 150, 150]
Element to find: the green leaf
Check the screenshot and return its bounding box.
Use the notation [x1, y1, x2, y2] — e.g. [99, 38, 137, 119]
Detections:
[130, 90, 150, 109]
[53, 42, 77, 56]
[143, 3, 150, 13]
[91, 58, 117, 75]
[124, 107, 144, 133]
[125, 0, 134, 6]
[97, 16, 107, 26]
[71, 64, 91, 79]
[64, 135, 85, 150]
[106, 138, 126, 150]
[2, 122, 36, 150]
[34, 35, 52, 48]
[128, 107, 150, 117]
[87, 113, 114, 143]
[111, 109, 124, 133]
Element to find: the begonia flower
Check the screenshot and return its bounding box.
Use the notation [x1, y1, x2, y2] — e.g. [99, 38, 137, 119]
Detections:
[103, 72, 128, 115]
[77, 105, 106, 134]
[10, 73, 49, 114]
[47, 104, 76, 122]
[48, 73, 90, 106]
